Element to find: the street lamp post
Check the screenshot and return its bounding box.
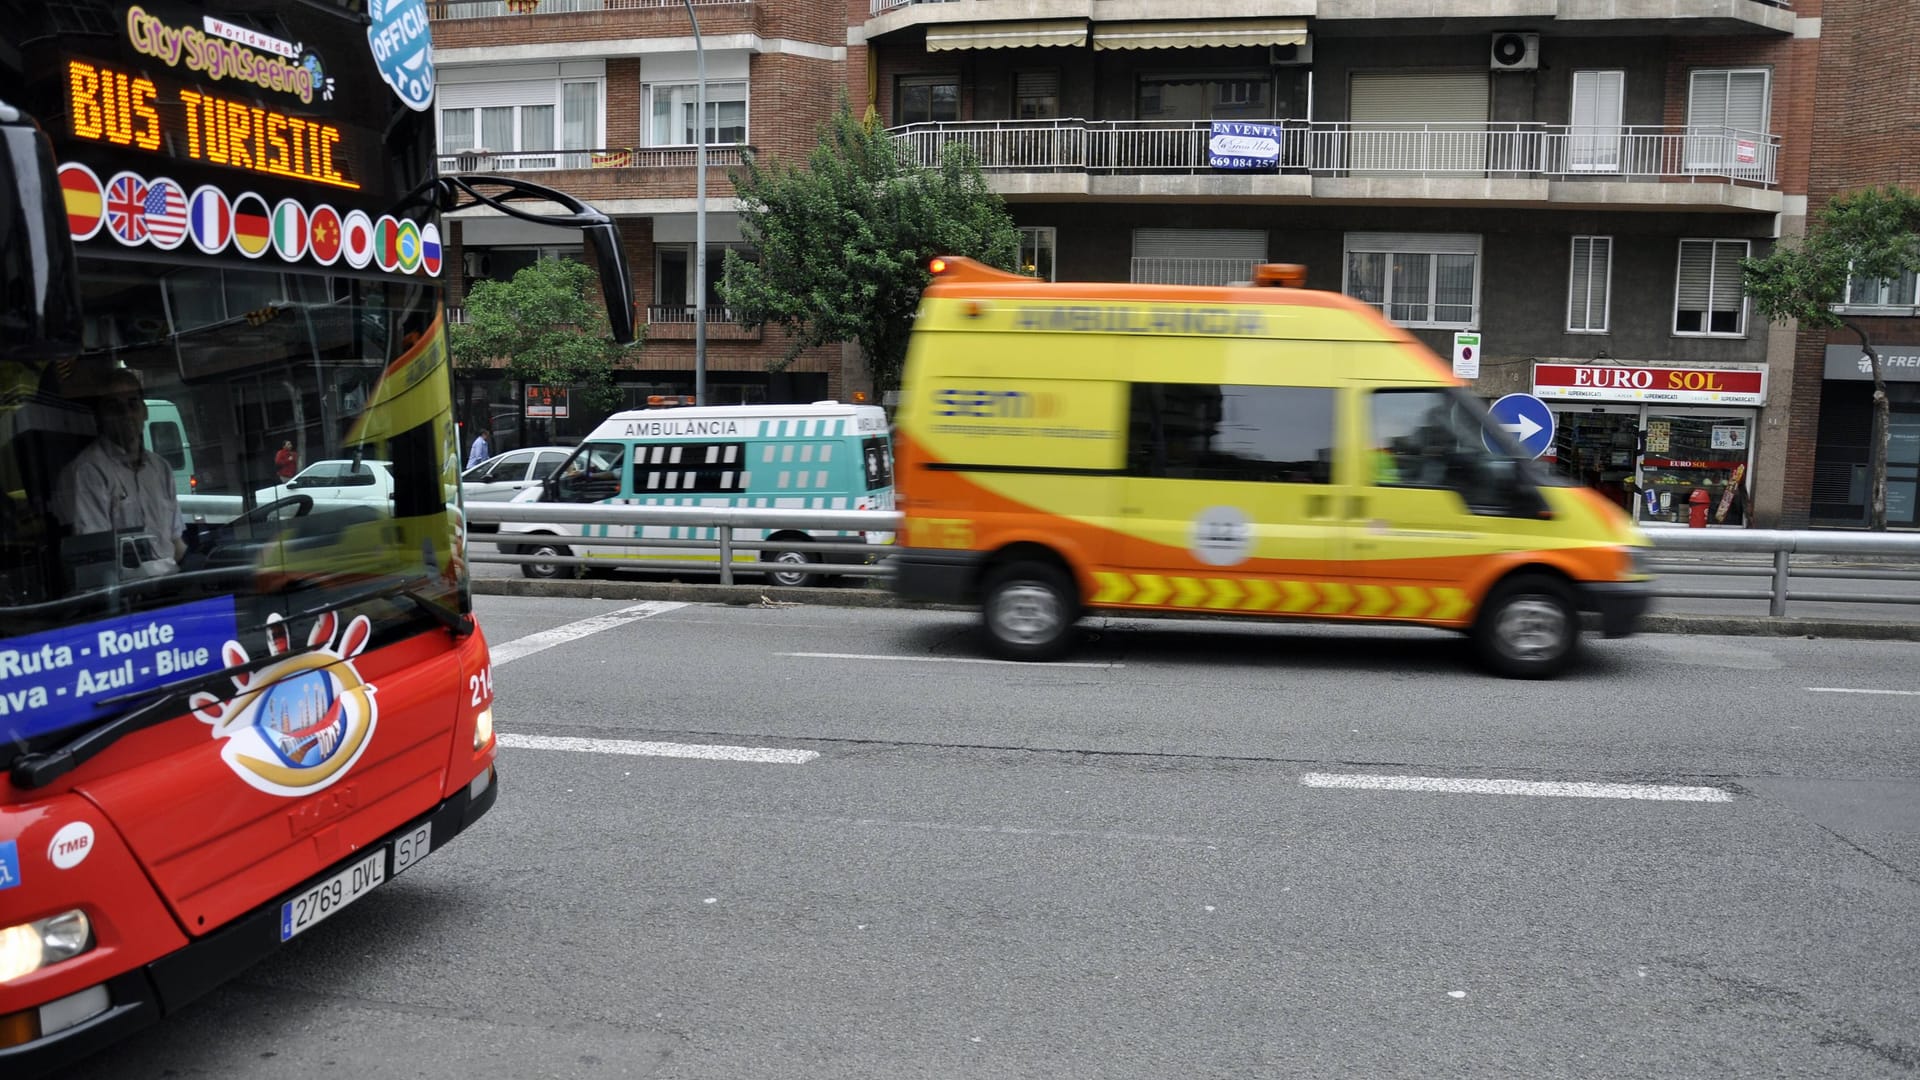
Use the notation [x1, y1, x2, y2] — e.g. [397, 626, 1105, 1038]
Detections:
[683, 0, 707, 405]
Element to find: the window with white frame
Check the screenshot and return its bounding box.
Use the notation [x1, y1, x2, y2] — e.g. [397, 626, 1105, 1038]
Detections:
[1685, 69, 1769, 173]
[1673, 239, 1749, 336]
[439, 79, 603, 165]
[1567, 236, 1612, 333]
[654, 245, 745, 315]
[646, 81, 748, 146]
[1344, 233, 1482, 329]
[1019, 227, 1056, 281]
[1841, 265, 1920, 312]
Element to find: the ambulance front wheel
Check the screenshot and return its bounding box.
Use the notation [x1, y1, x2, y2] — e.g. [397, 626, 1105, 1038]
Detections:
[1473, 573, 1579, 679]
[981, 561, 1079, 662]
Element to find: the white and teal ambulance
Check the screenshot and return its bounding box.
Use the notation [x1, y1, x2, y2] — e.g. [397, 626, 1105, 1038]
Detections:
[497, 400, 895, 585]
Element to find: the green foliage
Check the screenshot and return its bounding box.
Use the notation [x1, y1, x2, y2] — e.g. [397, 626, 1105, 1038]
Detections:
[448, 256, 635, 414]
[719, 101, 1022, 394]
[1743, 185, 1920, 330]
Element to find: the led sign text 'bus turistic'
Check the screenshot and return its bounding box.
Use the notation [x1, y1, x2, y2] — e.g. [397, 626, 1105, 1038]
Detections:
[67, 60, 357, 190]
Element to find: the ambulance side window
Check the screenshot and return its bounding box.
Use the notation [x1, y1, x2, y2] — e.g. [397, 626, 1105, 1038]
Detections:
[554, 442, 627, 502]
[1369, 388, 1535, 514]
[1127, 383, 1334, 484]
[632, 442, 748, 493]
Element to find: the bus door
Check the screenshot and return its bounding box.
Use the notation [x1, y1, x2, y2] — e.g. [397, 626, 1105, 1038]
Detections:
[1111, 382, 1343, 611]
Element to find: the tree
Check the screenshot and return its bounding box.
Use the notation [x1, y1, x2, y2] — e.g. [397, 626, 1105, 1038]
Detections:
[1743, 185, 1920, 530]
[448, 257, 635, 425]
[719, 101, 1022, 396]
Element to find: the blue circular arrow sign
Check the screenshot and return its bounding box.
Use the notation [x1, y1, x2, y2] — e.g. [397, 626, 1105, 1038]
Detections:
[1484, 393, 1556, 459]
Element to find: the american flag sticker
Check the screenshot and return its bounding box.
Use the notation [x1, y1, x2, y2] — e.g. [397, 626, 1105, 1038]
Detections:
[105, 171, 150, 246]
[189, 186, 233, 255]
[143, 178, 189, 250]
[342, 209, 373, 269]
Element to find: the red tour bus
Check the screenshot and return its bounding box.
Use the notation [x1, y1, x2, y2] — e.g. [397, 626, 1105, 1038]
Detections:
[0, 0, 634, 1073]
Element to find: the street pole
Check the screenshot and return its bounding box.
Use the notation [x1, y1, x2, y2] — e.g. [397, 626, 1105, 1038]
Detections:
[683, 0, 707, 405]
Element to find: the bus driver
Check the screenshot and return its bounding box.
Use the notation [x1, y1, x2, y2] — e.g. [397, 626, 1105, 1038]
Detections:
[53, 368, 186, 576]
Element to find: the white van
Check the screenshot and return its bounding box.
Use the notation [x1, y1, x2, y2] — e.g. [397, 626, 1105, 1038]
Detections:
[498, 400, 894, 584]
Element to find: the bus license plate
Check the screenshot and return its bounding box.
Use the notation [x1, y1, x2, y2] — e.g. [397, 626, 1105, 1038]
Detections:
[280, 850, 386, 942]
[393, 822, 432, 876]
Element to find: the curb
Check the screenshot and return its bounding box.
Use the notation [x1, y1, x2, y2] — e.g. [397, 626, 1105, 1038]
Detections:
[471, 578, 1920, 642]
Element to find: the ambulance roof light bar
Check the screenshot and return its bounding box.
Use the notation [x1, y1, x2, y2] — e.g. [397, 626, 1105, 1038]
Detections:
[1252, 264, 1308, 288]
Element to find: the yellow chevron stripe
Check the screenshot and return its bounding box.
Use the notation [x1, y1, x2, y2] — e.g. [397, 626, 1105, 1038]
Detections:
[1391, 585, 1432, 619]
[1241, 577, 1279, 612]
[1314, 581, 1354, 615]
[1204, 577, 1244, 610]
[1092, 571, 1133, 604]
[1278, 579, 1318, 613]
[1171, 576, 1208, 607]
[1132, 574, 1172, 606]
[1429, 587, 1473, 622]
[1353, 584, 1394, 618]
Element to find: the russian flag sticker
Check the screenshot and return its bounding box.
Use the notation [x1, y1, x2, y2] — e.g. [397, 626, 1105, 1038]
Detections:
[421, 222, 442, 276]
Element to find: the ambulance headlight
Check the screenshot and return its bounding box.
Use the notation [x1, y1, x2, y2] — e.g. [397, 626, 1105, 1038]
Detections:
[0, 910, 92, 983]
[474, 707, 495, 750]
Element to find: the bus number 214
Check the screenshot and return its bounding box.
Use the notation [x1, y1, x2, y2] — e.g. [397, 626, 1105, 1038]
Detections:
[469, 666, 494, 707]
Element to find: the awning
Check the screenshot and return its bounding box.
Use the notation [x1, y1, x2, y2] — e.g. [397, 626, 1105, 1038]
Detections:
[925, 20, 1089, 51]
[1092, 19, 1307, 50]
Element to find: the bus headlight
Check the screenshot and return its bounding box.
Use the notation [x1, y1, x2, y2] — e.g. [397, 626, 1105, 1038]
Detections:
[0, 910, 92, 983]
[474, 707, 495, 750]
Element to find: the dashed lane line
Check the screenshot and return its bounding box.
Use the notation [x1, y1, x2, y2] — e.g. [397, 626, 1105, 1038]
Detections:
[1807, 687, 1920, 697]
[776, 652, 1121, 668]
[498, 733, 818, 765]
[1301, 772, 1733, 803]
[488, 601, 686, 666]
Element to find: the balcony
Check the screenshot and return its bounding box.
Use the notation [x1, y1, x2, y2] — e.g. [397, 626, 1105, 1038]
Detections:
[864, 0, 1793, 35]
[433, 0, 734, 19]
[644, 305, 762, 341]
[887, 120, 1783, 211]
[440, 147, 749, 173]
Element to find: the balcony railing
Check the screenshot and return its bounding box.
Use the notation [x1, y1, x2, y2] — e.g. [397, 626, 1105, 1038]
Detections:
[869, 0, 1791, 12]
[646, 305, 743, 324]
[433, 0, 737, 19]
[1130, 258, 1261, 286]
[888, 120, 1781, 187]
[439, 146, 750, 173]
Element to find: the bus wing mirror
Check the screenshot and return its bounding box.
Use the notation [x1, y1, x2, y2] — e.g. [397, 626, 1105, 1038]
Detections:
[0, 103, 85, 363]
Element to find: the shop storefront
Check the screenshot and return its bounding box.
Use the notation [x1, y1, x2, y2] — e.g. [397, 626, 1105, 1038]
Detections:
[1532, 363, 1766, 526]
[1812, 345, 1920, 528]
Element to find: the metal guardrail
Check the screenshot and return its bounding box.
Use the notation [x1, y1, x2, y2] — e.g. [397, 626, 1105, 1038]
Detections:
[465, 503, 1920, 617]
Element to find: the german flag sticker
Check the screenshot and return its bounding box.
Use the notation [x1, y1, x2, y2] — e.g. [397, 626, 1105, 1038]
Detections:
[59, 162, 104, 241]
[232, 192, 271, 259]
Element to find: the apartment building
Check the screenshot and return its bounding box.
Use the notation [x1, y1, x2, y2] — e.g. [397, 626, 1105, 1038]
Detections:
[431, 0, 851, 445]
[435, 0, 1913, 527]
[851, 0, 1826, 527]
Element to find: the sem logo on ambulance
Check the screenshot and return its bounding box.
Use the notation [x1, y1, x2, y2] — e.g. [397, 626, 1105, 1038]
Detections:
[936, 388, 1059, 419]
[191, 611, 378, 797]
[367, 0, 434, 112]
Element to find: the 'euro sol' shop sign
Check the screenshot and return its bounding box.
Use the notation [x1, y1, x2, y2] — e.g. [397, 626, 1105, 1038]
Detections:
[1532, 364, 1766, 406]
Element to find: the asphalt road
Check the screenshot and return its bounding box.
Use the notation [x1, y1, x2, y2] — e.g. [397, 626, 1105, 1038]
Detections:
[65, 597, 1920, 1079]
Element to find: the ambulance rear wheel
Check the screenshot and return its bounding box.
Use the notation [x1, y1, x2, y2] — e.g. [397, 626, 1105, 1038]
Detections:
[1473, 574, 1578, 679]
[763, 540, 820, 588]
[520, 539, 577, 580]
[981, 562, 1078, 661]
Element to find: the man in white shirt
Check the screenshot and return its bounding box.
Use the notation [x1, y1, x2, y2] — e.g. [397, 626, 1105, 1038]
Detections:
[53, 369, 185, 576]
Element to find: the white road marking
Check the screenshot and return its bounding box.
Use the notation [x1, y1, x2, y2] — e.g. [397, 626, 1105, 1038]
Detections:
[1807, 687, 1920, 697]
[777, 652, 1121, 668]
[488, 601, 686, 666]
[499, 732, 818, 765]
[1300, 772, 1733, 803]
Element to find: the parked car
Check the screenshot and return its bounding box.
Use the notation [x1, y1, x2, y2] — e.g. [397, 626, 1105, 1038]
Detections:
[460, 445, 573, 532]
[254, 458, 396, 510]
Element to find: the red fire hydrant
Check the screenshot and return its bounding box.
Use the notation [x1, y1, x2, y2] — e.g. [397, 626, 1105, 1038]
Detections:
[1687, 488, 1711, 528]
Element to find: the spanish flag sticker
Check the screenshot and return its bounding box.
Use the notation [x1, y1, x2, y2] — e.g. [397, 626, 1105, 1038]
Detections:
[232, 192, 271, 258]
[59, 162, 104, 241]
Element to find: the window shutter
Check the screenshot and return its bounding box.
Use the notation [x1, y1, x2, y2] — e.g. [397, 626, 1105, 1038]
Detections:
[1350, 73, 1489, 123]
[1569, 236, 1610, 331]
[1677, 241, 1714, 311]
[1346, 232, 1479, 255]
[1132, 229, 1268, 260]
[1724, 71, 1768, 132]
[1710, 241, 1747, 310]
[1015, 71, 1059, 98]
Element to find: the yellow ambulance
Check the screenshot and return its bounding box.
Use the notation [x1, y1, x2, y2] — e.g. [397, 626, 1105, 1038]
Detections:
[890, 257, 1653, 678]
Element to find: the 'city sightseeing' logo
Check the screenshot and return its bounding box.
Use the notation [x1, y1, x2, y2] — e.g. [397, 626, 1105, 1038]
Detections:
[191, 611, 378, 796]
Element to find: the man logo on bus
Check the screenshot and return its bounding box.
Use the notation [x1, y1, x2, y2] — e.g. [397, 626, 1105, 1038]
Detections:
[191, 611, 378, 797]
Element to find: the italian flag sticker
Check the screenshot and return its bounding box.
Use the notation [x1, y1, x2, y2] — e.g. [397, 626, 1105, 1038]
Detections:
[271, 199, 309, 262]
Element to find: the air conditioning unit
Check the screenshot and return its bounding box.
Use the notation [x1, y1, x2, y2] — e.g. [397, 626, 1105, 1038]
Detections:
[1490, 32, 1539, 70]
[464, 252, 492, 278]
[1270, 38, 1313, 66]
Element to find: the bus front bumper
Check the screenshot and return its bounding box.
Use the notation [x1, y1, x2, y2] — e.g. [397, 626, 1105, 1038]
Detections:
[0, 767, 499, 1080]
